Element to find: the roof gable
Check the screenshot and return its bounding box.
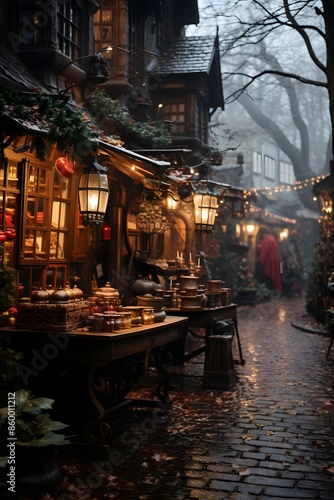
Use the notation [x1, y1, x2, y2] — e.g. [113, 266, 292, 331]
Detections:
[152, 34, 224, 108]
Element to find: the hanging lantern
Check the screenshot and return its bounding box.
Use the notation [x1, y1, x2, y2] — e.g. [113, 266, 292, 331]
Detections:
[219, 204, 232, 233]
[78, 159, 109, 225]
[193, 193, 219, 233]
[223, 187, 245, 219]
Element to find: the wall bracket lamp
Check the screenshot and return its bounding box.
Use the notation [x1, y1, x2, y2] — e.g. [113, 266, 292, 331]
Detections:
[78, 159, 109, 225]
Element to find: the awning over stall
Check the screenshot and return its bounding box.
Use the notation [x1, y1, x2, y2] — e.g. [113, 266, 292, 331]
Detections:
[98, 140, 170, 180]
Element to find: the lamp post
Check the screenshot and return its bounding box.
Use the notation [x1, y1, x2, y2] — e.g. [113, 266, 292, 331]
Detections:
[78, 159, 109, 225]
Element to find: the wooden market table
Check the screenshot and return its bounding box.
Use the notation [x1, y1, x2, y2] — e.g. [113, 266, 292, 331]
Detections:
[4, 316, 188, 444]
[165, 304, 245, 366]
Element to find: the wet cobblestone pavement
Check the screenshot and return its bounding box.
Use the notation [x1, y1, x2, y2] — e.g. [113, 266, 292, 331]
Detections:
[9, 295, 334, 499]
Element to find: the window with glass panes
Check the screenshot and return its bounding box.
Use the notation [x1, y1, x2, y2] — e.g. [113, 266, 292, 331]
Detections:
[0, 160, 19, 267]
[279, 161, 295, 185]
[23, 161, 51, 261]
[253, 152, 262, 174]
[264, 155, 276, 180]
[94, 1, 113, 49]
[160, 99, 186, 134]
[57, 1, 83, 60]
[50, 166, 72, 261]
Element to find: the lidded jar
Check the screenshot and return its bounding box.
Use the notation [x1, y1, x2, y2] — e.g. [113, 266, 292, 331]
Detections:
[73, 285, 83, 301]
[45, 284, 55, 298]
[64, 283, 76, 302]
[50, 286, 70, 304]
[103, 314, 114, 333]
[31, 288, 49, 303]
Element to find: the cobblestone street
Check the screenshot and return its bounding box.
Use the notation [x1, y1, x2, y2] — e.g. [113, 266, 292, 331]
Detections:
[12, 295, 334, 499]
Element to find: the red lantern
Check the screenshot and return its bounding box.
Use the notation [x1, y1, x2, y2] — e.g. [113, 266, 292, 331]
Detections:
[0, 232, 6, 242]
[55, 157, 74, 178]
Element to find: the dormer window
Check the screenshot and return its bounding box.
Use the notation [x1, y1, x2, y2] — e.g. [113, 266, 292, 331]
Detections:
[159, 97, 186, 134]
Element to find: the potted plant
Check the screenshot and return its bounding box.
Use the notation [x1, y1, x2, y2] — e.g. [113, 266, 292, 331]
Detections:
[0, 389, 70, 496]
[235, 258, 258, 305]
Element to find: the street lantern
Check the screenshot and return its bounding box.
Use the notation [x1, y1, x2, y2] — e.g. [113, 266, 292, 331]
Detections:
[223, 187, 245, 219]
[193, 192, 219, 233]
[78, 159, 109, 225]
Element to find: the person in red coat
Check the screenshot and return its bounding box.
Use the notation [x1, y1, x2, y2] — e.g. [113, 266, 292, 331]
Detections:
[256, 229, 282, 291]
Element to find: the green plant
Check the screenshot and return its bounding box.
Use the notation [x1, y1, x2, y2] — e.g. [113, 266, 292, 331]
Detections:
[0, 389, 70, 449]
[0, 84, 99, 160]
[234, 258, 270, 302]
[86, 89, 172, 148]
[0, 263, 16, 314]
[235, 258, 257, 292]
[0, 388, 70, 480]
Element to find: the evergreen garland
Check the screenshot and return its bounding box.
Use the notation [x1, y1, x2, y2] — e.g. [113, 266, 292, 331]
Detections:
[85, 89, 172, 148]
[0, 85, 99, 160]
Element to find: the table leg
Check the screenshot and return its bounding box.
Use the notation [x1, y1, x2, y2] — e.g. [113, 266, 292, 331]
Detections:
[153, 346, 177, 409]
[232, 317, 245, 365]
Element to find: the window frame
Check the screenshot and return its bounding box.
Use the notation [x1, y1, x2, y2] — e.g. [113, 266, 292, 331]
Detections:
[264, 155, 276, 181]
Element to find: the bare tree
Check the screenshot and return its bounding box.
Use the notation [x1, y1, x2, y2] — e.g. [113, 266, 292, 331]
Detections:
[195, 0, 334, 179]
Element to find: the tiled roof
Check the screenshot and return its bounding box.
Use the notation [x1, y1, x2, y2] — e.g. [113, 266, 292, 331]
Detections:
[0, 46, 45, 92]
[153, 36, 218, 75]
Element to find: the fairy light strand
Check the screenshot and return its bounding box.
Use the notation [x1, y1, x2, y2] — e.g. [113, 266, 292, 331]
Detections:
[243, 174, 328, 199]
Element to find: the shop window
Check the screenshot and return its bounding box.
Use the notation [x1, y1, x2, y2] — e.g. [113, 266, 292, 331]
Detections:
[0, 161, 20, 267]
[18, 268, 45, 298]
[46, 265, 66, 289]
[22, 161, 51, 262]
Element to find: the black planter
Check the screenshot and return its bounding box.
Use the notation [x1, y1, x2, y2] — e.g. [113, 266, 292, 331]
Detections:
[236, 290, 257, 306]
[15, 447, 61, 496]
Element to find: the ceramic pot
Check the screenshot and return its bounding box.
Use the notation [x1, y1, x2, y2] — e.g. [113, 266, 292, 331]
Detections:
[131, 279, 155, 295]
[64, 284, 76, 302]
[179, 275, 199, 290]
[50, 287, 69, 304]
[180, 296, 202, 309]
[95, 281, 119, 299]
[153, 309, 166, 322]
[207, 280, 223, 292]
[136, 295, 164, 311]
[31, 288, 49, 303]
[72, 285, 84, 301]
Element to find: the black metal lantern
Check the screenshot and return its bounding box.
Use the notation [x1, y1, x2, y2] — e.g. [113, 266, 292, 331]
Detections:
[78, 160, 109, 225]
[193, 192, 220, 233]
[223, 187, 245, 219]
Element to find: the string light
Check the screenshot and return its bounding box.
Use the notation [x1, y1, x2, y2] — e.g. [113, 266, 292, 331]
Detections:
[248, 205, 297, 224]
[244, 174, 328, 199]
